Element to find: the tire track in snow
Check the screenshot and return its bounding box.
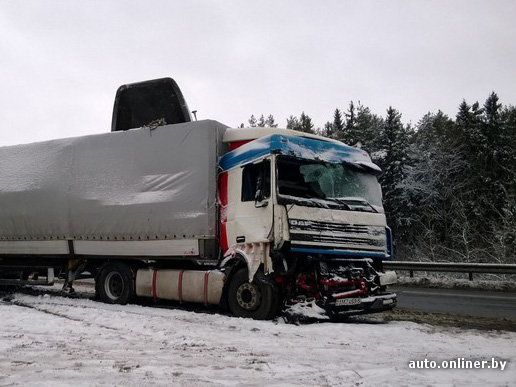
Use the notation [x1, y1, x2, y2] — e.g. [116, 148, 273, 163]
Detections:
[6, 298, 120, 332]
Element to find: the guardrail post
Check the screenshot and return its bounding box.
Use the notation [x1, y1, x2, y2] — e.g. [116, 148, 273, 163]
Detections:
[469, 272, 473, 281]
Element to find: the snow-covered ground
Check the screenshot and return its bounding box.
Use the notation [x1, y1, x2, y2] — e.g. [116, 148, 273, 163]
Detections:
[397, 274, 516, 292]
[1, 291, 514, 386]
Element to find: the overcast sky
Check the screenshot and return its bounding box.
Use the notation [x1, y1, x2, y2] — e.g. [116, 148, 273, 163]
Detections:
[1, 0, 515, 146]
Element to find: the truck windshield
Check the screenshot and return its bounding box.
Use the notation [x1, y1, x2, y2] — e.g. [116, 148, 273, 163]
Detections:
[276, 157, 384, 213]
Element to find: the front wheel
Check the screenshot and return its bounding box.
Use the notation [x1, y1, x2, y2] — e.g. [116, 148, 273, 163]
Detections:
[227, 267, 279, 320]
[96, 262, 134, 305]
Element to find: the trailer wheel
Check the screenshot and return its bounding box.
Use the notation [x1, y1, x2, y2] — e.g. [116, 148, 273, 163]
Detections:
[96, 262, 134, 305]
[227, 267, 278, 320]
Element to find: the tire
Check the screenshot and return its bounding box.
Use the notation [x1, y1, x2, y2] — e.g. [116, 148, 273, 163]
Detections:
[96, 262, 134, 305]
[227, 267, 279, 320]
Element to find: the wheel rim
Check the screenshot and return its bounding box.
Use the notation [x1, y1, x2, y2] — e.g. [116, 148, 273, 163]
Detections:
[104, 271, 124, 300]
[236, 282, 261, 311]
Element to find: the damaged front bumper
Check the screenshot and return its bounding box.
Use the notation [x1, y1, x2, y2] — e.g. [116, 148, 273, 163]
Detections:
[323, 292, 397, 317]
[321, 269, 398, 317]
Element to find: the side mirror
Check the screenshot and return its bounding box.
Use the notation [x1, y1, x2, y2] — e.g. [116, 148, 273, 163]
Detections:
[255, 187, 263, 203]
[255, 192, 269, 208]
[253, 162, 269, 208]
[254, 177, 268, 208]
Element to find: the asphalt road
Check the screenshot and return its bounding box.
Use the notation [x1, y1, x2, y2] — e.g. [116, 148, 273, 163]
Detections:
[392, 286, 516, 321]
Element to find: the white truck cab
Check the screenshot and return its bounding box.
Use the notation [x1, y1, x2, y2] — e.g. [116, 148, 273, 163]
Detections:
[218, 128, 396, 318]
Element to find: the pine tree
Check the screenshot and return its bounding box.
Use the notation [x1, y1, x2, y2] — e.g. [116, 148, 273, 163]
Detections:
[354, 103, 384, 155]
[299, 112, 314, 134]
[331, 108, 344, 140]
[377, 107, 411, 242]
[265, 114, 278, 128]
[341, 101, 358, 144]
[286, 115, 300, 131]
[257, 115, 266, 127]
[322, 121, 333, 138]
[481, 93, 505, 215]
[484, 92, 502, 128]
[248, 114, 257, 127]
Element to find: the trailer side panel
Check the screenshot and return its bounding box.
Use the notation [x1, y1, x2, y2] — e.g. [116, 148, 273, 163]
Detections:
[0, 120, 227, 255]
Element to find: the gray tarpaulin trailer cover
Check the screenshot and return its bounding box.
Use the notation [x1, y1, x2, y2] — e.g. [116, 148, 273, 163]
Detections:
[0, 120, 228, 258]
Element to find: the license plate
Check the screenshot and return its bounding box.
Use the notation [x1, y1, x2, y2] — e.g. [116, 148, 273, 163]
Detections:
[335, 297, 362, 306]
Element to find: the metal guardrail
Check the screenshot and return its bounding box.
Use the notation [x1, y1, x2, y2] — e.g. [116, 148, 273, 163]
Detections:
[383, 261, 516, 281]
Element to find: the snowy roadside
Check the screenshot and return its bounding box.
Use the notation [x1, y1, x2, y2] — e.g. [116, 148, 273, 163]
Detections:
[1, 290, 515, 387]
[396, 275, 516, 292]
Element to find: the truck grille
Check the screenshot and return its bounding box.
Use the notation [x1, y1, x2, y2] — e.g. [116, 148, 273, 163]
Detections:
[289, 218, 386, 254]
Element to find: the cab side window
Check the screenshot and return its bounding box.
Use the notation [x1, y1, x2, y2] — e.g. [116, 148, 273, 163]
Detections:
[241, 160, 270, 202]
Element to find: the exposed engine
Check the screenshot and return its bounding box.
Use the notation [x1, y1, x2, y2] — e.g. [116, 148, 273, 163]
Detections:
[283, 257, 393, 318]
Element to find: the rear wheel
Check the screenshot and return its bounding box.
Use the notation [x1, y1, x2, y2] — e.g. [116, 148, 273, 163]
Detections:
[227, 267, 279, 320]
[96, 262, 134, 305]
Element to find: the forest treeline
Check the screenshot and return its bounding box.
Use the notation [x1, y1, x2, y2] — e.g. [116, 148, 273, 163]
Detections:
[243, 93, 516, 264]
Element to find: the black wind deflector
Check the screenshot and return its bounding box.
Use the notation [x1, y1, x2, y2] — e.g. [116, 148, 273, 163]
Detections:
[111, 77, 191, 132]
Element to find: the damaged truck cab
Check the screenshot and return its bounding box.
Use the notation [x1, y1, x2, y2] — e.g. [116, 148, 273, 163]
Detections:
[218, 129, 397, 319]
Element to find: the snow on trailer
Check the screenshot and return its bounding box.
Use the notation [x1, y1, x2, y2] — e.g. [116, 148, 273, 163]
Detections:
[0, 120, 227, 257]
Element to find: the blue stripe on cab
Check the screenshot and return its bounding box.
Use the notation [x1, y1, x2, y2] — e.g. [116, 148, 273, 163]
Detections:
[219, 134, 371, 171]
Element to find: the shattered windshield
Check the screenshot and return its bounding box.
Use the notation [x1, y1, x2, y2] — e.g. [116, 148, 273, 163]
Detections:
[276, 157, 384, 213]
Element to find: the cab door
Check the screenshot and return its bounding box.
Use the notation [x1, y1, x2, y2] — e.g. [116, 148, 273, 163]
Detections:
[226, 159, 273, 247]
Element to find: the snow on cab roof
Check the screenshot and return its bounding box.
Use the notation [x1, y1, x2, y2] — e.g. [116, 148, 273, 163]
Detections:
[219, 133, 378, 172]
[223, 127, 343, 145]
